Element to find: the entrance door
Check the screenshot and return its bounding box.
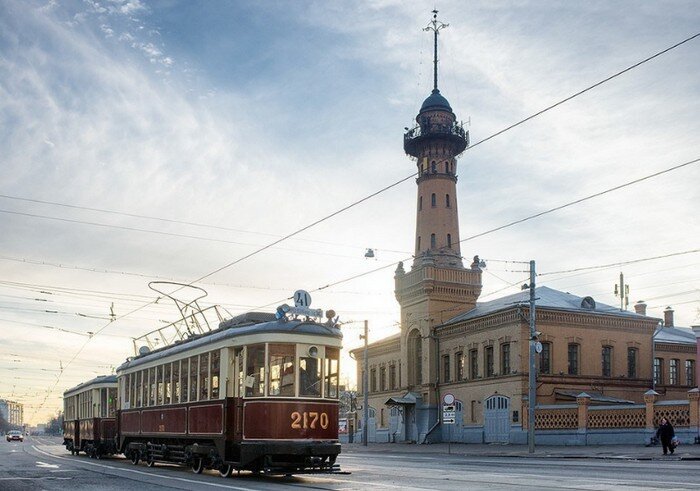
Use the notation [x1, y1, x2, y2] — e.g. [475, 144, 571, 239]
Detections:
[484, 395, 510, 443]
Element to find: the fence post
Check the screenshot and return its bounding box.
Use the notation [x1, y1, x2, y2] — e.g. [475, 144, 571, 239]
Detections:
[576, 392, 590, 430]
[644, 389, 659, 430]
[688, 388, 699, 431]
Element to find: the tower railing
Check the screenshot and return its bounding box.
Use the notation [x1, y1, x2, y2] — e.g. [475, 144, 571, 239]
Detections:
[403, 122, 469, 157]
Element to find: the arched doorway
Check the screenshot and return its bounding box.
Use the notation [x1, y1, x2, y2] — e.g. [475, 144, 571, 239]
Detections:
[484, 395, 510, 443]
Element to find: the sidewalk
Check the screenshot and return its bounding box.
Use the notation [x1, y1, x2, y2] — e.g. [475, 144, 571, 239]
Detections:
[341, 442, 700, 460]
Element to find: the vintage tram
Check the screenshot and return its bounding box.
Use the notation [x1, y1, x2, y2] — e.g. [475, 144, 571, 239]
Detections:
[62, 374, 119, 458]
[113, 288, 342, 476]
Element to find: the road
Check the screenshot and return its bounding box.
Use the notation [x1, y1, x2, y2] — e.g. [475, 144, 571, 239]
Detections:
[2, 436, 699, 490]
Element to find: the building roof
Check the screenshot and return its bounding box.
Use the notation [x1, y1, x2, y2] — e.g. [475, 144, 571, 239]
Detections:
[442, 286, 652, 326]
[654, 325, 696, 345]
[420, 89, 452, 113]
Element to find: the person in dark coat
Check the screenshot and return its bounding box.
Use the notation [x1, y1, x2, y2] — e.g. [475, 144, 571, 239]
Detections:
[656, 417, 675, 455]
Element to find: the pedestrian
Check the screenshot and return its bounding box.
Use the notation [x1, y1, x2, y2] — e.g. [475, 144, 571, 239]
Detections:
[656, 417, 675, 455]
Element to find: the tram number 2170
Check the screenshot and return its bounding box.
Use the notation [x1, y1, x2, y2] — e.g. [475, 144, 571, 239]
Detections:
[290, 411, 330, 430]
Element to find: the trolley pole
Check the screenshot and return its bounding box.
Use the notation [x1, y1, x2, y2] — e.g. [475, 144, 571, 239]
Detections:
[362, 320, 369, 446]
[528, 260, 537, 454]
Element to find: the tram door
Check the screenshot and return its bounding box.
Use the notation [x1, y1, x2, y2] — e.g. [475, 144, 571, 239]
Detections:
[484, 395, 510, 443]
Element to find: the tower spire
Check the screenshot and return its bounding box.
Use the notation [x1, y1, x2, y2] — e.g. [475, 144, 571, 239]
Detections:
[424, 9, 448, 93]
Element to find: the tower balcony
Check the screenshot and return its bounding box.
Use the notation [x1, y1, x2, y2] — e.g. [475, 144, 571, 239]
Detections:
[403, 122, 469, 158]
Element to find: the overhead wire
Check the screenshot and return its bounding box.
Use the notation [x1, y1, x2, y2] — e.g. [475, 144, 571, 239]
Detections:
[23, 30, 700, 420]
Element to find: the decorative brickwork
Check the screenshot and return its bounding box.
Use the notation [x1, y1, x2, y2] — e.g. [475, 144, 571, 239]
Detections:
[654, 404, 691, 427]
[588, 408, 645, 428]
[535, 408, 578, 429]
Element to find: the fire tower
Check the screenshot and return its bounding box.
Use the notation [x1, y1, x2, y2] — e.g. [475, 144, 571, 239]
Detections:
[394, 11, 482, 404]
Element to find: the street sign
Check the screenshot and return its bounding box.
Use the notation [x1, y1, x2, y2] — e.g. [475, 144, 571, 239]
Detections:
[443, 405, 455, 412]
[294, 290, 311, 307]
[443, 418, 456, 424]
[443, 393, 455, 405]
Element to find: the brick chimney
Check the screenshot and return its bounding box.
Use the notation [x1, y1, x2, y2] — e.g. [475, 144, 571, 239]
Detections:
[664, 306, 674, 327]
[634, 301, 647, 316]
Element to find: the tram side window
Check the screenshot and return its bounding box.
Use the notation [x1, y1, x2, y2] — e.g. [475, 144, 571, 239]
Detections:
[172, 361, 180, 404]
[189, 356, 199, 402]
[101, 387, 108, 417]
[246, 344, 266, 397]
[236, 348, 244, 397]
[324, 347, 340, 398]
[200, 352, 210, 401]
[181, 359, 189, 403]
[211, 350, 220, 399]
[300, 356, 321, 397]
[123, 375, 130, 409]
[157, 365, 164, 405]
[108, 388, 117, 417]
[136, 370, 143, 408]
[149, 367, 157, 406]
[164, 363, 172, 404]
[269, 344, 295, 397]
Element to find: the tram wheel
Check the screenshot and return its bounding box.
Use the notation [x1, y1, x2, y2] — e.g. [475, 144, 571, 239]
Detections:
[191, 457, 204, 474]
[130, 452, 140, 465]
[219, 464, 233, 478]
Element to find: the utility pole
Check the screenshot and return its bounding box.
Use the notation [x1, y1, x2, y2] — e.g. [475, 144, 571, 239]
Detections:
[361, 320, 369, 446]
[528, 260, 537, 454]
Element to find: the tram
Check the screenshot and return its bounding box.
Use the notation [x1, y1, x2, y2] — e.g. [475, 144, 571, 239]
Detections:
[114, 284, 342, 476]
[62, 375, 119, 458]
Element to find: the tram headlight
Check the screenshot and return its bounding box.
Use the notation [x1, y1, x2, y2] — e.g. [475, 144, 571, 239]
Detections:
[308, 346, 319, 358]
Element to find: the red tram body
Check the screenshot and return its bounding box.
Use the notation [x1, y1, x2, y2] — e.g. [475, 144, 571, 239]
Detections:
[111, 307, 342, 476]
[62, 375, 118, 458]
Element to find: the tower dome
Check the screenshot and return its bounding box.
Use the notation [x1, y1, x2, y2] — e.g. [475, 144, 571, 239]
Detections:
[419, 88, 452, 114]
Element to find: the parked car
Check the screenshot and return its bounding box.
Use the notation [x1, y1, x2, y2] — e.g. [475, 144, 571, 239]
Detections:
[6, 430, 23, 442]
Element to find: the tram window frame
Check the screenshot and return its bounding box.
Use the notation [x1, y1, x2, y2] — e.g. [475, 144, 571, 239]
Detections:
[324, 347, 340, 399]
[268, 343, 296, 397]
[164, 363, 172, 404]
[181, 358, 189, 403]
[211, 350, 221, 399]
[157, 365, 165, 405]
[172, 360, 180, 404]
[189, 356, 199, 402]
[108, 388, 117, 417]
[149, 367, 157, 406]
[246, 344, 266, 397]
[200, 352, 210, 401]
[299, 345, 323, 398]
[123, 374, 130, 409]
[236, 347, 245, 398]
[101, 388, 108, 417]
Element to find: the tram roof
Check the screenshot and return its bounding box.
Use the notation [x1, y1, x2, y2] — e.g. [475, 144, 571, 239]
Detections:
[117, 316, 342, 372]
[63, 374, 118, 396]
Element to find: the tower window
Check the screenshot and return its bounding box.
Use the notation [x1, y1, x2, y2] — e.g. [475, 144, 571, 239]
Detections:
[419, 196, 422, 211]
[446, 194, 450, 208]
[445, 162, 449, 173]
[447, 234, 452, 248]
[417, 236, 421, 251]
[430, 234, 436, 249]
[431, 193, 436, 207]
[431, 161, 436, 173]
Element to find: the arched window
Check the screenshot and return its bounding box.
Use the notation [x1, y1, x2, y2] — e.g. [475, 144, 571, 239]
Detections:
[416, 236, 421, 251]
[447, 234, 452, 248]
[430, 234, 436, 249]
[445, 162, 449, 173]
[431, 193, 436, 207]
[431, 161, 437, 173]
[445, 194, 450, 208]
[408, 330, 422, 386]
[419, 196, 422, 211]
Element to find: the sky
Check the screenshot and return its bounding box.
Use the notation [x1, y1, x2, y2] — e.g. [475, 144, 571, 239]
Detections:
[1, 0, 699, 425]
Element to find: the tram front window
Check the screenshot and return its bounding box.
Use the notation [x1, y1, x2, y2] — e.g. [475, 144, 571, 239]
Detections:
[269, 344, 295, 397]
[300, 356, 321, 397]
[246, 344, 266, 397]
[325, 347, 340, 398]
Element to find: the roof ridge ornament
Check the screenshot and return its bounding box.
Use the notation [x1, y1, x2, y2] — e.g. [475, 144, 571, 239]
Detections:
[423, 9, 449, 93]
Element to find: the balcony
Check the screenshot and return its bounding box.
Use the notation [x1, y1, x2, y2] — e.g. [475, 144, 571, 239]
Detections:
[403, 122, 469, 158]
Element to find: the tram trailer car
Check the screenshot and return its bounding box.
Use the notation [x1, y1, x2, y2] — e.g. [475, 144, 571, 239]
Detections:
[62, 375, 118, 458]
[115, 311, 342, 476]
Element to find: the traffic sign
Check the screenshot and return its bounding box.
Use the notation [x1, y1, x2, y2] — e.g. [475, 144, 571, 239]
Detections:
[443, 393, 455, 405]
[443, 418, 455, 425]
[294, 290, 311, 307]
